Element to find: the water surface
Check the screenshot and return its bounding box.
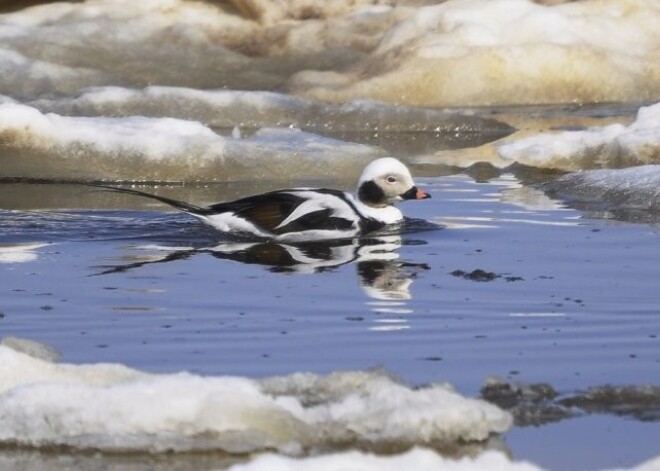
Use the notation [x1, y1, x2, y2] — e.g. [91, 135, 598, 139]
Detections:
[2, 171, 659, 470]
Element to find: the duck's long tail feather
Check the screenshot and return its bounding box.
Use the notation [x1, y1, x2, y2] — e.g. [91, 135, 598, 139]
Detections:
[85, 184, 210, 215]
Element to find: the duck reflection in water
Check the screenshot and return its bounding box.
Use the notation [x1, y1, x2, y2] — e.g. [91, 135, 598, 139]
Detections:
[94, 234, 430, 302]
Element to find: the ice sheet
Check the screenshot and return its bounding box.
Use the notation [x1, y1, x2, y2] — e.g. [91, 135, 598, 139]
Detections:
[228, 448, 544, 471]
[0, 344, 511, 453]
[227, 450, 660, 471]
[0, 242, 49, 264]
[0, 103, 381, 181]
[497, 102, 660, 170]
[545, 165, 660, 212]
[31, 86, 514, 134]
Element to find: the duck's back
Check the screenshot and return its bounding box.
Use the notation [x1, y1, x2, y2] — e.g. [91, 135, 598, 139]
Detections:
[202, 188, 381, 241]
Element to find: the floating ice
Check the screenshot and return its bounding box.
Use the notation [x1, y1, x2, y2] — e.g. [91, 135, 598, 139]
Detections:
[292, 0, 660, 106]
[482, 376, 660, 426]
[0, 337, 60, 362]
[0, 242, 49, 264]
[228, 449, 660, 471]
[0, 345, 511, 453]
[227, 448, 544, 471]
[0, 102, 227, 181]
[545, 165, 660, 212]
[0, 103, 381, 182]
[227, 126, 381, 180]
[0, 93, 16, 104]
[497, 102, 660, 170]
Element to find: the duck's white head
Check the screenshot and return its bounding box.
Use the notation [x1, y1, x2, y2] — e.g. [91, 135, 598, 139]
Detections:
[356, 157, 430, 208]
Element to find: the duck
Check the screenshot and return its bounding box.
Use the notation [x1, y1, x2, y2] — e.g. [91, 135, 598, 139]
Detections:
[92, 157, 430, 242]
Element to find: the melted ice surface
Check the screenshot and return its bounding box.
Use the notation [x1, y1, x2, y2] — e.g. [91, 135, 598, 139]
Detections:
[0, 344, 511, 453]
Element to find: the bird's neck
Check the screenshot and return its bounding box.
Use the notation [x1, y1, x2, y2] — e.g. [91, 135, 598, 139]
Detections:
[350, 195, 403, 224]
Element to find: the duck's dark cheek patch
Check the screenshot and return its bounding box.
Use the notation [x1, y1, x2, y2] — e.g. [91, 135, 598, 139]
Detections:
[358, 180, 386, 205]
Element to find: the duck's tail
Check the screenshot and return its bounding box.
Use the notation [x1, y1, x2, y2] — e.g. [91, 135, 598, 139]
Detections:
[86, 184, 211, 215]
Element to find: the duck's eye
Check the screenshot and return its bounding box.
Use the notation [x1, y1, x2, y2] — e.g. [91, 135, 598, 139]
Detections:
[386, 176, 397, 183]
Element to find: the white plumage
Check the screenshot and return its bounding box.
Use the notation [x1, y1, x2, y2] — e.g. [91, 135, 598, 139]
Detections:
[93, 157, 430, 241]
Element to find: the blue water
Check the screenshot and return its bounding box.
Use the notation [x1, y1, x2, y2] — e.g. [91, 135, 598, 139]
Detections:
[1, 174, 659, 470]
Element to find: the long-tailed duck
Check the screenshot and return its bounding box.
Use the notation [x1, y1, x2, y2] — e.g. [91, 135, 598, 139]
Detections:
[92, 157, 430, 241]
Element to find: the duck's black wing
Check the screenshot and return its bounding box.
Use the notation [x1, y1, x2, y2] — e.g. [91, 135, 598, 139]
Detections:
[207, 189, 358, 235]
